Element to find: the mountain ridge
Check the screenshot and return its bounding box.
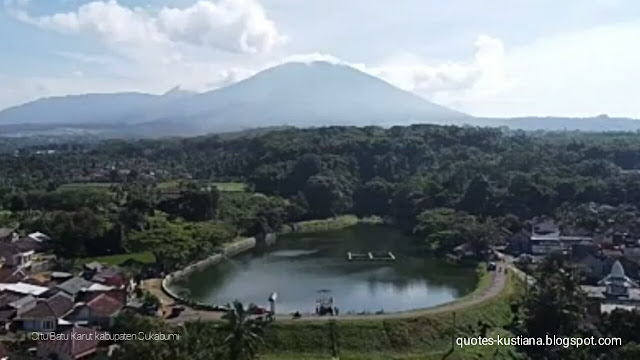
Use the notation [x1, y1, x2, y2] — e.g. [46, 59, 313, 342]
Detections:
[1, 61, 639, 136]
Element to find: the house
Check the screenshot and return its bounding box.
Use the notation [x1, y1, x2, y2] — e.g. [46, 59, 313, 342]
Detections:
[27, 231, 50, 243]
[83, 262, 104, 275]
[8, 295, 37, 314]
[37, 325, 102, 360]
[529, 220, 593, 255]
[66, 293, 123, 328]
[55, 277, 94, 300]
[0, 282, 49, 297]
[77, 286, 127, 307]
[0, 292, 35, 330]
[0, 228, 17, 243]
[0, 242, 34, 269]
[0, 267, 27, 284]
[90, 267, 128, 289]
[51, 272, 74, 282]
[530, 220, 562, 255]
[19, 293, 74, 332]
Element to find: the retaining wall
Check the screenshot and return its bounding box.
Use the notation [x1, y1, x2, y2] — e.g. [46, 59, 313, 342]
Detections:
[161, 237, 257, 305]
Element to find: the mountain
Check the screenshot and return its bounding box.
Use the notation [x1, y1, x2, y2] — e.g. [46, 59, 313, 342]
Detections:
[0, 61, 468, 137]
[161, 86, 195, 99]
[169, 61, 469, 131]
[494, 115, 640, 132]
[0, 92, 161, 126]
[3, 61, 639, 137]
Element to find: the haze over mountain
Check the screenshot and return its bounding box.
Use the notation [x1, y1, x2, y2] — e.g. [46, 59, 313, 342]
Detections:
[0, 61, 468, 137]
[1, 61, 639, 138]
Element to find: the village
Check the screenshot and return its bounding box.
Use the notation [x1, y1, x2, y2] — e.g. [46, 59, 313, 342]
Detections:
[501, 214, 640, 316]
[1, 203, 640, 359]
[0, 226, 158, 360]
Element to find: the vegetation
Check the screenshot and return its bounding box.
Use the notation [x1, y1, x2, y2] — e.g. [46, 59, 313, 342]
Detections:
[221, 301, 272, 360]
[509, 255, 640, 359]
[7, 125, 640, 268]
[114, 273, 520, 360]
[5, 124, 640, 358]
[112, 300, 271, 360]
[281, 215, 361, 234]
[78, 251, 156, 266]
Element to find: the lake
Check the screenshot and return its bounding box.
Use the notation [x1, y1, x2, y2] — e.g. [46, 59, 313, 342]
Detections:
[170, 224, 478, 314]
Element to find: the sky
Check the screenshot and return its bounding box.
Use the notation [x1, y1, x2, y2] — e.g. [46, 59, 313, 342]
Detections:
[1, 0, 639, 117]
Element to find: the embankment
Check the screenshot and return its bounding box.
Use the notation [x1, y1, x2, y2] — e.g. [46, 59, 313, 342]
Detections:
[161, 236, 257, 306]
[262, 272, 522, 360]
[280, 215, 383, 235]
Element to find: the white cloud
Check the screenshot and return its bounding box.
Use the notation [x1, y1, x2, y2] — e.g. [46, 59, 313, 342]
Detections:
[367, 35, 510, 109]
[467, 21, 640, 117]
[157, 0, 285, 53]
[10, 0, 284, 54]
[5, 0, 640, 119]
[2, 0, 286, 109]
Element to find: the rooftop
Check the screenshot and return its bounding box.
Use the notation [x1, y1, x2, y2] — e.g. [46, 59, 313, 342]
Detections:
[0, 282, 49, 296]
[0, 267, 27, 283]
[0, 228, 15, 239]
[37, 325, 102, 359]
[8, 295, 36, 309]
[13, 237, 45, 252]
[56, 277, 93, 296]
[83, 261, 104, 272]
[87, 293, 123, 317]
[19, 293, 74, 319]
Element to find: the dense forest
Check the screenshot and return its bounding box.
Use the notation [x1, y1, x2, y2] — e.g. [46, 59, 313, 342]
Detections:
[3, 125, 640, 267]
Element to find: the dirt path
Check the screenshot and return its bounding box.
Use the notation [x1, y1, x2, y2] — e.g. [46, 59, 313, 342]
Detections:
[163, 261, 509, 324]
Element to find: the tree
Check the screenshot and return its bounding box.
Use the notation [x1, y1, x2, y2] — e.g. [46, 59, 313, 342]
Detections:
[221, 300, 270, 360]
[458, 175, 494, 215]
[353, 177, 394, 217]
[413, 208, 490, 254]
[8, 193, 27, 211]
[127, 218, 194, 272]
[285, 154, 322, 196]
[302, 174, 350, 218]
[517, 255, 589, 359]
[158, 187, 220, 222]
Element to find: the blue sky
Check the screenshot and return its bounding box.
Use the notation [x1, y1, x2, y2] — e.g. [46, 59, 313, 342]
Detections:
[1, 0, 639, 117]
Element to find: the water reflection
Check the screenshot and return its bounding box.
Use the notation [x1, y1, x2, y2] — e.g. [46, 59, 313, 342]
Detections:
[171, 224, 478, 313]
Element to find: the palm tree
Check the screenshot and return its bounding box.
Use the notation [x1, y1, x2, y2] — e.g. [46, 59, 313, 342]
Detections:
[221, 300, 270, 360]
[170, 321, 221, 360]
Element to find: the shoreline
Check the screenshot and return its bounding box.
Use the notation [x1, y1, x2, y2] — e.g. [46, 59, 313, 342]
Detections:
[153, 221, 492, 323]
[280, 215, 385, 235]
[158, 217, 383, 309]
[161, 236, 257, 307]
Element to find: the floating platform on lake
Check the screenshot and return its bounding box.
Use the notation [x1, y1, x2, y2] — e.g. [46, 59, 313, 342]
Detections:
[347, 251, 396, 261]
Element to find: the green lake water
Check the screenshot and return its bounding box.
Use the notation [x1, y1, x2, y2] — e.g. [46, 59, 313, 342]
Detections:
[171, 224, 478, 314]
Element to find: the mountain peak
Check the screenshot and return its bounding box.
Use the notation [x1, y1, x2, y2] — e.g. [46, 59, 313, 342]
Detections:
[162, 86, 194, 98]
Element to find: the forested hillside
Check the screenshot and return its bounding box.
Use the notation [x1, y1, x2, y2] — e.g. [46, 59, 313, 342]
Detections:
[3, 125, 640, 265]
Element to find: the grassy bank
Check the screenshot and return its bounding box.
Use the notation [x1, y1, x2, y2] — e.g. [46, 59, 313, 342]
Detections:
[262, 272, 521, 360]
[281, 215, 383, 235]
[158, 180, 247, 192]
[78, 251, 156, 266]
